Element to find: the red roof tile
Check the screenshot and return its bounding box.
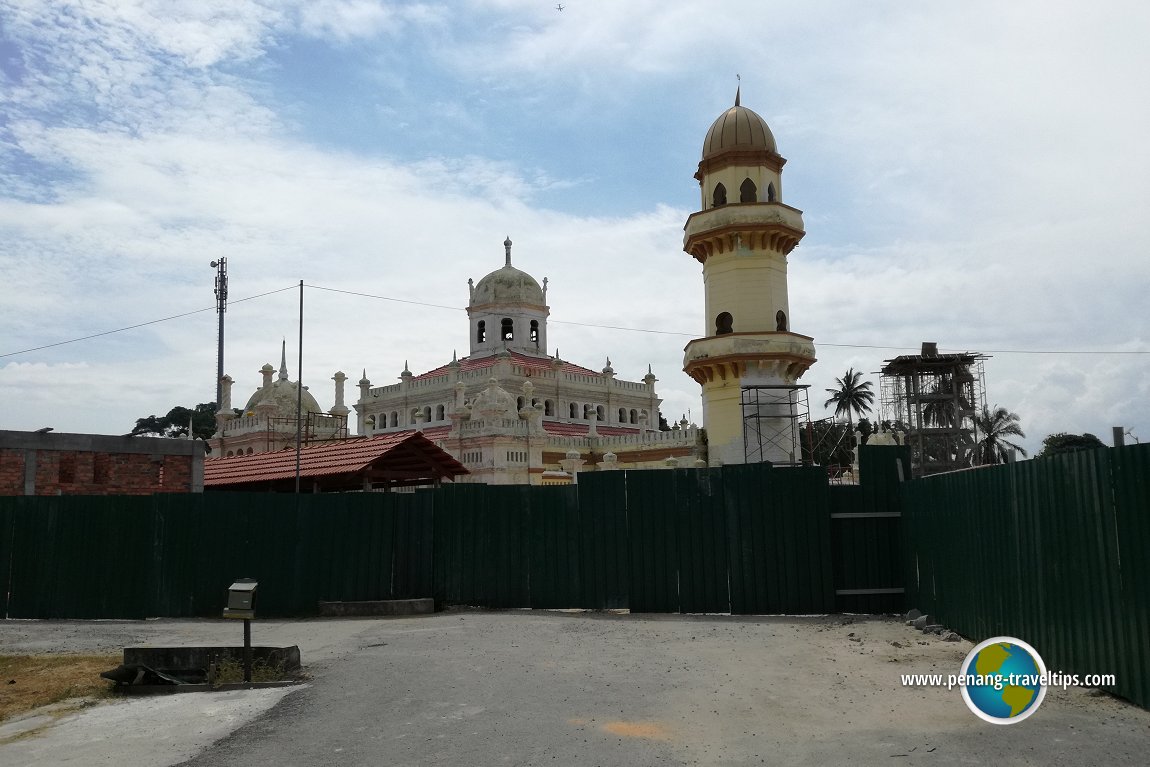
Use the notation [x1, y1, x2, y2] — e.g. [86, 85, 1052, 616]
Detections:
[541, 422, 641, 437]
[204, 432, 466, 489]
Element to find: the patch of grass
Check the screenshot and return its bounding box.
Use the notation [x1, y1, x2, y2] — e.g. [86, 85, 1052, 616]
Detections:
[211, 656, 290, 685]
[0, 654, 118, 723]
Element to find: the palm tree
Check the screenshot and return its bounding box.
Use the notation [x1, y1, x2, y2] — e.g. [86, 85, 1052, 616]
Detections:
[823, 368, 875, 433]
[973, 405, 1028, 465]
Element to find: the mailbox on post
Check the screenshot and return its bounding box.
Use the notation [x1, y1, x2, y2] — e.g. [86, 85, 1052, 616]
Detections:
[223, 578, 258, 620]
[223, 578, 258, 684]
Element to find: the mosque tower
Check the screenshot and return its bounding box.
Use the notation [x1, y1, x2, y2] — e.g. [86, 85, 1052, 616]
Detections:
[682, 90, 817, 465]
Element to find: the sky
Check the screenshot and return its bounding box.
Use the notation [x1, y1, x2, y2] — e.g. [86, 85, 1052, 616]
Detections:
[2, 0, 1148, 457]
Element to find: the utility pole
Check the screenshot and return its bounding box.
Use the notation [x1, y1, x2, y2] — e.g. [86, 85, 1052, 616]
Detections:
[210, 258, 228, 408]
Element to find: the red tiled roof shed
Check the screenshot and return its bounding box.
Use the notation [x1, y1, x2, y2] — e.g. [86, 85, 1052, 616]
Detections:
[204, 432, 467, 492]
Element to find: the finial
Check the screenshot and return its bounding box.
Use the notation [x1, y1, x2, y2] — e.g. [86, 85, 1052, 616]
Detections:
[735, 74, 741, 107]
[452, 349, 458, 363]
[647, 363, 653, 375]
[504, 236, 512, 267]
[278, 339, 289, 381]
[403, 360, 410, 374]
[542, 276, 548, 299]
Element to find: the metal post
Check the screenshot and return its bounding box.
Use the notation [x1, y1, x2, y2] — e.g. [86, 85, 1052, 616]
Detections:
[295, 280, 304, 493]
[211, 258, 228, 409]
[243, 618, 252, 684]
[1113, 426, 1125, 447]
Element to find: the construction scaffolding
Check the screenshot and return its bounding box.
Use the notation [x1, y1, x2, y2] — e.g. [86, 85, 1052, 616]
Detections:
[879, 343, 987, 478]
[741, 384, 811, 466]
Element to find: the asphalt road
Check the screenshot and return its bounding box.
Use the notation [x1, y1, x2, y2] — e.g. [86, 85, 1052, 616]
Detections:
[175, 611, 1150, 767]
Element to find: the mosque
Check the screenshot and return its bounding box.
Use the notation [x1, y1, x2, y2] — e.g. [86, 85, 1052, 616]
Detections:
[209, 90, 813, 482]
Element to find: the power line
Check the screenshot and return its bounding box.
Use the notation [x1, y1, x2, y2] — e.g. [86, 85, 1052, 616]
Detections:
[0, 285, 298, 359]
[4, 281, 1149, 359]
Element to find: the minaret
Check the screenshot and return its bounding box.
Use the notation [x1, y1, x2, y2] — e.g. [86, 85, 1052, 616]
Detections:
[682, 91, 817, 465]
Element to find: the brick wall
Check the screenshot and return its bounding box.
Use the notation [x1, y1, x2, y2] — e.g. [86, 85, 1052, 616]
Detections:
[0, 431, 204, 495]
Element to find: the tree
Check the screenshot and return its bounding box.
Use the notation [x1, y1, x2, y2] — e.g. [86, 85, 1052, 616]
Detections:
[130, 403, 222, 441]
[1037, 432, 1105, 458]
[921, 374, 972, 428]
[823, 368, 875, 433]
[972, 405, 1028, 465]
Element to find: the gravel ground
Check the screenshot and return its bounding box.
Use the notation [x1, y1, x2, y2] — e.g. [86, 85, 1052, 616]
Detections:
[1, 612, 1147, 766]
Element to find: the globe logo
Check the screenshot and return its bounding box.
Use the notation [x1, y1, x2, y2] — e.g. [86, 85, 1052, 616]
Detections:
[960, 637, 1048, 724]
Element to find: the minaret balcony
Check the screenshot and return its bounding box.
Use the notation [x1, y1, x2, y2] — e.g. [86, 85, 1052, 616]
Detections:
[683, 331, 816, 385]
[683, 203, 805, 263]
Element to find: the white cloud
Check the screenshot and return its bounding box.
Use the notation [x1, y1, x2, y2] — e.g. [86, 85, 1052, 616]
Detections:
[2, 0, 1148, 457]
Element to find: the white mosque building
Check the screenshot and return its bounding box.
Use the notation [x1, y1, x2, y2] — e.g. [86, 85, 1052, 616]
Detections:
[210, 90, 814, 480]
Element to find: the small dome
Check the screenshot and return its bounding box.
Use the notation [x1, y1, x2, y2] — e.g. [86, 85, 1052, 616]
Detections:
[243, 380, 323, 418]
[701, 104, 777, 159]
[471, 378, 517, 420]
[471, 265, 545, 307]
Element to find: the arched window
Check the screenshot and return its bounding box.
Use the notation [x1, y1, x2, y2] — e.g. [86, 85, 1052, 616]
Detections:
[583, 404, 593, 420]
[596, 405, 605, 422]
[569, 403, 578, 418]
[630, 408, 638, 424]
[530, 320, 539, 344]
[618, 408, 627, 423]
[390, 411, 398, 427]
[226, 450, 234, 457]
[712, 182, 727, 207]
[435, 404, 445, 421]
[640, 409, 649, 424]
[246, 447, 254, 455]
[410, 408, 420, 423]
[517, 396, 525, 410]
[767, 182, 777, 202]
[740, 178, 757, 203]
[477, 320, 486, 343]
[716, 311, 733, 335]
[423, 406, 432, 422]
[545, 399, 555, 416]
[501, 317, 514, 341]
[776, 310, 787, 331]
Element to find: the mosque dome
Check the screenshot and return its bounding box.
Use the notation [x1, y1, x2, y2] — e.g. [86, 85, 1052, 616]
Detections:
[701, 96, 777, 159]
[243, 357, 324, 418]
[470, 378, 517, 420]
[470, 237, 545, 307]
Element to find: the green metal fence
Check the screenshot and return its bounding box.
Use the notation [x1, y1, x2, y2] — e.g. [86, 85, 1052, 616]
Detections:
[0, 449, 909, 620]
[902, 443, 1150, 708]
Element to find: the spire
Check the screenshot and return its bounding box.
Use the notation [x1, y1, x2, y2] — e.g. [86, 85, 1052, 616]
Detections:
[278, 339, 289, 381]
[735, 73, 741, 107]
[504, 236, 513, 267]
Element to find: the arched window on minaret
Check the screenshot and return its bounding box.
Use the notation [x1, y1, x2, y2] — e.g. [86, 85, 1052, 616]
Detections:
[776, 310, 788, 331]
[618, 407, 627, 423]
[712, 183, 727, 207]
[435, 404, 445, 421]
[477, 320, 486, 343]
[423, 406, 432, 422]
[530, 320, 539, 345]
[501, 317, 514, 341]
[740, 178, 757, 203]
[569, 402, 578, 418]
[716, 311, 734, 335]
[767, 182, 777, 202]
[545, 399, 554, 416]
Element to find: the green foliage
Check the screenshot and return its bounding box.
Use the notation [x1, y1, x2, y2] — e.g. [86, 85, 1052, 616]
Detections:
[823, 368, 875, 428]
[856, 417, 874, 445]
[130, 402, 221, 441]
[973, 405, 1028, 465]
[803, 419, 854, 467]
[1037, 432, 1105, 458]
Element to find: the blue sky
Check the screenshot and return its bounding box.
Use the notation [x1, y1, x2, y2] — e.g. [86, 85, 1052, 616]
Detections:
[2, 0, 1148, 455]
